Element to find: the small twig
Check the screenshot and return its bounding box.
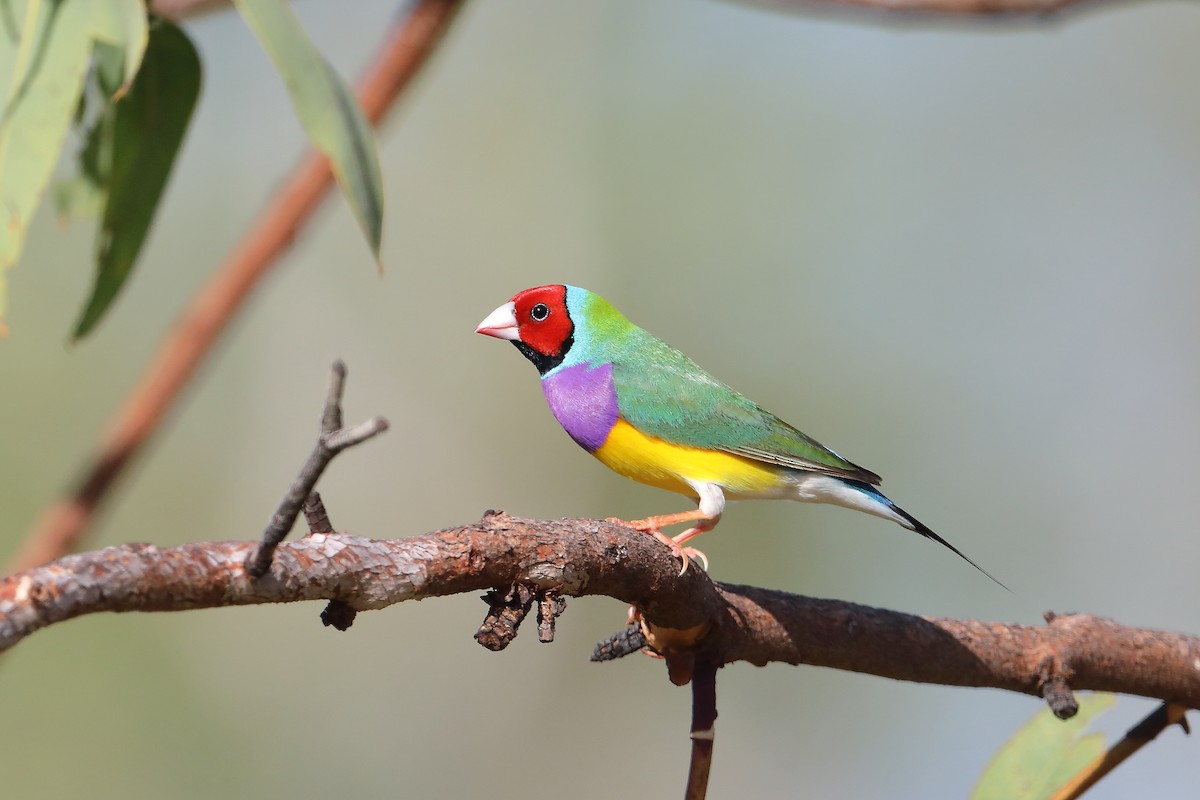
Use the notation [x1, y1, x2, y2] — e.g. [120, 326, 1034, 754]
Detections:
[475, 583, 536, 651]
[1037, 612, 1080, 719]
[302, 491, 333, 536]
[301, 491, 358, 630]
[321, 600, 358, 631]
[322, 419, 389, 451]
[685, 661, 719, 800]
[245, 362, 388, 578]
[320, 366, 346, 432]
[1042, 675, 1079, 720]
[1048, 702, 1191, 800]
[536, 591, 567, 643]
[591, 625, 648, 661]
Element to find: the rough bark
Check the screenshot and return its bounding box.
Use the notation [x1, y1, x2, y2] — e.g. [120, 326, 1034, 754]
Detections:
[3, 512, 1197, 713]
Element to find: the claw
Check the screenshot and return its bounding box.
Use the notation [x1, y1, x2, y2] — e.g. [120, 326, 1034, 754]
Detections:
[607, 517, 693, 574]
[682, 546, 709, 572]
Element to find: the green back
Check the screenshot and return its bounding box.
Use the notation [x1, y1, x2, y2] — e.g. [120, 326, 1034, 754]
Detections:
[567, 290, 879, 484]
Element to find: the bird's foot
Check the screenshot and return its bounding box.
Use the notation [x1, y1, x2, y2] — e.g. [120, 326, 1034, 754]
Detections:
[671, 525, 711, 572]
[680, 544, 709, 572]
[606, 517, 698, 575]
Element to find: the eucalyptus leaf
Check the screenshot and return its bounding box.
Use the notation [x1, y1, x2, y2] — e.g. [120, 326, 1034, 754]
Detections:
[234, 0, 383, 263]
[52, 39, 123, 225]
[972, 693, 1116, 800]
[107, 0, 147, 94]
[73, 19, 200, 339]
[52, 174, 105, 221]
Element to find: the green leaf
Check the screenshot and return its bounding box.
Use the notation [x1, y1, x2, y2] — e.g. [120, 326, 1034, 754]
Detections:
[233, 0, 383, 263]
[92, 30, 131, 98]
[52, 40, 124, 225]
[72, 19, 200, 339]
[52, 174, 105, 221]
[0, 0, 147, 334]
[972, 693, 1116, 800]
[106, 0, 147, 95]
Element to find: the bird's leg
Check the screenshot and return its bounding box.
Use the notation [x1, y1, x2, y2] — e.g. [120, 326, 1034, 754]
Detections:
[605, 514, 698, 573]
[668, 482, 724, 572]
[672, 523, 712, 546]
[624, 508, 712, 531]
[609, 482, 725, 576]
[606, 516, 716, 574]
[670, 518, 720, 572]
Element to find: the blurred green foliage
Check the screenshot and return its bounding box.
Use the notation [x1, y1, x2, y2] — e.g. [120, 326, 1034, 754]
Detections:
[0, 0, 146, 331]
[1, 0, 381, 336]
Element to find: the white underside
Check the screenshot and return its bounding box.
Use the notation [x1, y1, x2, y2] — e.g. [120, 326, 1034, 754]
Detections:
[690, 473, 914, 530]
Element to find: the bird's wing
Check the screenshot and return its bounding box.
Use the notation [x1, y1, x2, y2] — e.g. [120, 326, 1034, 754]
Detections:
[609, 333, 882, 485]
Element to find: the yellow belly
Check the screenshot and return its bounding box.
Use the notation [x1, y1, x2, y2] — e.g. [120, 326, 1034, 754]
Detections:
[592, 418, 788, 498]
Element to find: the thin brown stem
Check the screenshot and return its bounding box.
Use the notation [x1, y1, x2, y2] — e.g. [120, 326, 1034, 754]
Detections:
[1047, 702, 1191, 800]
[685, 661, 718, 800]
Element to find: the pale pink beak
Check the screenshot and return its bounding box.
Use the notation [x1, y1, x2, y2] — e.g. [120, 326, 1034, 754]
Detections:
[475, 301, 520, 340]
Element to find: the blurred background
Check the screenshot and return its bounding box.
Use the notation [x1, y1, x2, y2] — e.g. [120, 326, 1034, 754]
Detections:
[2, 0, 1198, 796]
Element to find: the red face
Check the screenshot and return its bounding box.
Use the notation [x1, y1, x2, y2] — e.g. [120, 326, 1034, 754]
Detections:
[509, 285, 572, 357]
[476, 285, 575, 374]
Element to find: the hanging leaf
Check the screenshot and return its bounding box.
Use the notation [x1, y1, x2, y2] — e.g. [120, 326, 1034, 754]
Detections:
[234, 0, 384, 264]
[72, 20, 200, 338]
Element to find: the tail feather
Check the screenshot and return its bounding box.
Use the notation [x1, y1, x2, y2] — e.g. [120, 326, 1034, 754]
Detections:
[844, 479, 1010, 592]
[896, 507, 1010, 592]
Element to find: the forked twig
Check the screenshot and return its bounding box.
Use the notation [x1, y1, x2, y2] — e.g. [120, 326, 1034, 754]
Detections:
[245, 362, 387, 578]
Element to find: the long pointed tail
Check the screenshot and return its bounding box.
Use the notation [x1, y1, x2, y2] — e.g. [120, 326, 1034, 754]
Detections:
[895, 506, 1010, 592]
[845, 480, 1010, 591]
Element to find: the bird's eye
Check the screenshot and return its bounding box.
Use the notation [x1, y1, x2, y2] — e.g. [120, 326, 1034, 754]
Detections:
[530, 303, 550, 321]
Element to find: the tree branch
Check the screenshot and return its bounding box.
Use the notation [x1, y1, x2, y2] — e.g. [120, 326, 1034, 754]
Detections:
[3, 512, 1198, 714]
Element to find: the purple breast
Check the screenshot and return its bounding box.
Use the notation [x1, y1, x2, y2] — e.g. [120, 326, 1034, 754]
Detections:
[541, 362, 619, 452]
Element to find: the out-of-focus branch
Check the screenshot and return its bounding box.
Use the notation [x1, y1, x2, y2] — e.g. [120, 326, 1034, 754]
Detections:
[10, 0, 464, 573]
[2, 512, 1198, 715]
[149, 0, 235, 19]
[736, 0, 1105, 16]
[151, 0, 1116, 22]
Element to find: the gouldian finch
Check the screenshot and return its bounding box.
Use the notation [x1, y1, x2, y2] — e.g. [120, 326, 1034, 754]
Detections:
[476, 284, 999, 584]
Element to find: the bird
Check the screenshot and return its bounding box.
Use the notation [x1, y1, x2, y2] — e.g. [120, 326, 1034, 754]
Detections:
[476, 284, 1002, 585]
